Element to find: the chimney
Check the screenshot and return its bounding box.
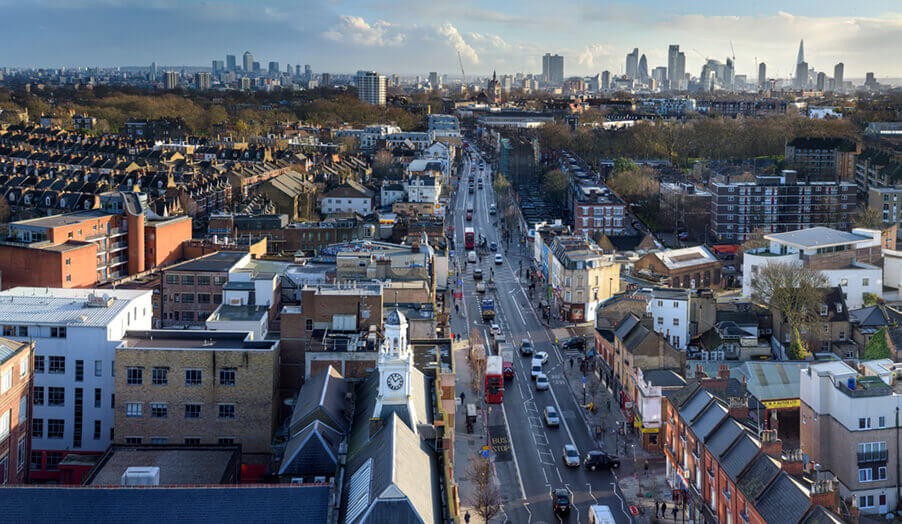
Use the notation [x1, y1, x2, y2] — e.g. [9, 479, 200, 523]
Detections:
[718, 363, 730, 378]
[759, 429, 782, 457]
[809, 479, 840, 514]
[727, 396, 748, 420]
[781, 449, 804, 476]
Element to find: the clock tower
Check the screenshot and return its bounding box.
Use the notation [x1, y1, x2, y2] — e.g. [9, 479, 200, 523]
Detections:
[373, 309, 417, 428]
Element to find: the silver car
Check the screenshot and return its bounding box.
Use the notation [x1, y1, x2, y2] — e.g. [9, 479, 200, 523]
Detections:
[562, 444, 580, 467]
[544, 406, 560, 427]
[535, 373, 549, 391]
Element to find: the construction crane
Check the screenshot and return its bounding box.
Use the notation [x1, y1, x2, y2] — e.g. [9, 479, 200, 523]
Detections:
[729, 41, 736, 63]
[692, 49, 709, 62]
[457, 50, 468, 98]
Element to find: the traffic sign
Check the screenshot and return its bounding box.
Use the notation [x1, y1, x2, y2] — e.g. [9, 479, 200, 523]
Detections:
[582, 377, 586, 385]
[482, 445, 490, 451]
[481, 450, 490, 458]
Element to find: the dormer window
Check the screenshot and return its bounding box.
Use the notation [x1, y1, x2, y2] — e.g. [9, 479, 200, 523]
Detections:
[819, 304, 828, 317]
[835, 303, 843, 313]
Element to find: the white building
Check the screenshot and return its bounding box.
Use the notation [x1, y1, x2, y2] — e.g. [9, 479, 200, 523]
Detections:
[205, 305, 270, 340]
[427, 115, 460, 139]
[385, 131, 433, 151]
[356, 71, 387, 106]
[742, 227, 882, 309]
[404, 174, 440, 205]
[647, 288, 690, 349]
[0, 287, 153, 475]
[320, 181, 375, 215]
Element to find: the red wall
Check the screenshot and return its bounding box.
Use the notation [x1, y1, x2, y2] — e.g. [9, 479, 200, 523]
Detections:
[147, 217, 192, 269]
[0, 243, 97, 290]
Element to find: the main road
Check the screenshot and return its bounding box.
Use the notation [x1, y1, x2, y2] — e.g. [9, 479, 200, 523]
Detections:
[450, 143, 632, 523]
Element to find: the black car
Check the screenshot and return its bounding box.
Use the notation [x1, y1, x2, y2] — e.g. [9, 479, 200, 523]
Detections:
[551, 488, 572, 515]
[560, 336, 586, 351]
[584, 450, 620, 471]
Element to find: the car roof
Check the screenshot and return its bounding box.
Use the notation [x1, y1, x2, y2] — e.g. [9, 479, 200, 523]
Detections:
[564, 444, 577, 451]
[545, 406, 556, 412]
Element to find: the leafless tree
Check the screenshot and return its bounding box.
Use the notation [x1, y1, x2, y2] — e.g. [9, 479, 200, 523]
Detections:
[750, 262, 827, 348]
[465, 454, 501, 523]
[853, 206, 883, 230]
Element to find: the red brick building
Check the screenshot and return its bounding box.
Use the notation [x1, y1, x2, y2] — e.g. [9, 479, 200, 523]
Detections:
[0, 337, 34, 484]
[160, 251, 251, 327]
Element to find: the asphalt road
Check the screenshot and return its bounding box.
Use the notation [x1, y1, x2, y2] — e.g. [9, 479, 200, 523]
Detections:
[451, 144, 632, 524]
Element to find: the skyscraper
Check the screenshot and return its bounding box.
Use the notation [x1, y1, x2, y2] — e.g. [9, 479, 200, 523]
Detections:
[212, 60, 224, 75]
[652, 67, 667, 87]
[795, 61, 809, 89]
[667, 44, 680, 89]
[321, 73, 331, 86]
[195, 72, 211, 90]
[268, 62, 279, 75]
[357, 71, 387, 105]
[816, 72, 826, 92]
[226, 54, 236, 71]
[305, 65, 312, 82]
[428, 71, 440, 89]
[164, 71, 178, 90]
[674, 52, 686, 90]
[724, 58, 734, 90]
[151, 61, 158, 79]
[758, 62, 767, 90]
[243, 51, 253, 73]
[625, 48, 639, 79]
[601, 71, 611, 91]
[542, 53, 564, 86]
[638, 54, 648, 83]
[797, 40, 805, 65]
[833, 63, 844, 93]
[295, 65, 301, 77]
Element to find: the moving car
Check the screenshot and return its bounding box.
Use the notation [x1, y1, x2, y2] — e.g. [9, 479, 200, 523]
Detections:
[589, 505, 616, 524]
[489, 204, 497, 215]
[543, 406, 560, 427]
[551, 488, 572, 515]
[534, 351, 549, 365]
[467, 251, 477, 263]
[494, 254, 503, 265]
[562, 444, 580, 467]
[476, 281, 486, 293]
[531, 362, 542, 380]
[466, 211, 473, 220]
[490, 242, 497, 251]
[584, 451, 620, 471]
[490, 324, 502, 336]
[473, 268, 483, 281]
[520, 339, 533, 356]
[535, 373, 549, 390]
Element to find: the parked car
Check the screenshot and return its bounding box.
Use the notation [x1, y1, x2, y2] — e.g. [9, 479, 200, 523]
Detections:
[584, 451, 620, 471]
[535, 373, 549, 390]
[562, 444, 580, 467]
[489, 204, 497, 215]
[534, 351, 549, 365]
[520, 339, 533, 356]
[494, 254, 503, 265]
[552, 488, 572, 515]
[544, 406, 560, 427]
[560, 336, 586, 351]
[473, 268, 482, 280]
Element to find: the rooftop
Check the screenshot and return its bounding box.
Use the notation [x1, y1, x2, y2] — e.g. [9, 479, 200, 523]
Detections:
[85, 445, 239, 486]
[0, 337, 29, 365]
[655, 245, 719, 270]
[764, 227, 871, 250]
[118, 330, 277, 352]
[165, 251, 248, 273]
[11, 209, 111, 229]
[207, 305, 270, 323]
[0, 288, 151, 327]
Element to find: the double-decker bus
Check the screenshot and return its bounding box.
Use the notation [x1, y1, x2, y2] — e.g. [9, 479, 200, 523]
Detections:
[464, 227, 475, 250]
[485, 355, 504, 403]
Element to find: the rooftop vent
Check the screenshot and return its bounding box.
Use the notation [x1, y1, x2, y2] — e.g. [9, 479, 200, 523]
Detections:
[121, 466, 160, 486]
[85, 293, 114, 308]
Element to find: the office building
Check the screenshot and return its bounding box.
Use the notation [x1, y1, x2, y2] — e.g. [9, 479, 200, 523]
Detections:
[428, 71, 440, 89]
[638, 54, 648, 83]
[710, 172, 856, 243]
[797, 39, 805, 65]
[239, 77, 251, 91]
[0, 287, 153, 482]
[163, 71, 178, 90]
[542, 53, 564, 86]
[833, 63, 844, 93]
[295, 64, 301, 77]
[211, 60, 224, 75]
[226, 54, 236, 71]
[667, 44, 679, 89]
[321, 73, 331, 86]
[356, 70, 387, 105]
[652, 67, 666, 88]
[675, 52, 686, 90]
[816, 72, 826, 92]
[160, 251, 253, 328]
[195, 72, 211, 90]
[0, 337, 34, 484]
[626, 48, 639, 79]
[304, 64, 312, 82]
[758, 62, 767, 90]
[150, 62, 157, 79]
[242, 51, 253, 73]
[601, 70, 611, 91]
[796, 61, 809, 89]
[267, 61, 279, 75]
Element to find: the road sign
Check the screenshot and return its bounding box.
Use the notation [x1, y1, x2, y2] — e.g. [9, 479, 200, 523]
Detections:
[481, 450, 490, 458]
[581, 376, 586, 385]
[482, 445, 490, 451]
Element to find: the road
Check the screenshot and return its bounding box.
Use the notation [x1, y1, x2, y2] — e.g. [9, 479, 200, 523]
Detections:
[451, 143, 632, 523]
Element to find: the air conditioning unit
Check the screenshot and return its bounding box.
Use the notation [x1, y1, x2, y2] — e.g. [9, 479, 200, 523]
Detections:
[314, 476, 327, 484]
[121, 466, 160, 486]
[290, 478, 304, 485]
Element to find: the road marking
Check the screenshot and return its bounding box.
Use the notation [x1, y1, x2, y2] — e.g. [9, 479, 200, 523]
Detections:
[500, 402, 527, 501]
[555, 467, 563, 483]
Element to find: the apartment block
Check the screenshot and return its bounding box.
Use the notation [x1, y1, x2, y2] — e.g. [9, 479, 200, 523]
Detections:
[801, 360, 902, 515]
[114, 330, 279, 474]
[544, 236, 620, 322]
[0, 338, 34, 484]
[785, 137, 858, 181]
[0, 287, 153, 482]
[710, 172, 856, 243]
[572, 185, 628, 238]
[855, 144, 902, 193]
[0, 192, 191, 289]
[868, 187, 902, 228]
[160, 251, 251, 327]
[647, 288, 691, 350]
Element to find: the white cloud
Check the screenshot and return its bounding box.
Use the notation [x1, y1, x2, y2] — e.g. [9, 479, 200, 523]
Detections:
[577, 43, 616, 69]
[438, 23, 479, 64]
[322, 15, 404, 47]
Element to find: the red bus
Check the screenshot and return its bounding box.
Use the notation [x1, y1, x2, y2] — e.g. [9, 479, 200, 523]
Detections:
[465, 227, 475, 250]
[485, 355, 504, 403]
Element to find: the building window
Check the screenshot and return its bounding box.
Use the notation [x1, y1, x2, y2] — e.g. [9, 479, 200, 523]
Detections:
[34, 387, 44, 406]
[181, 275, 195, 285]
[185, 404, 202, 419]
[94, 388, 102, 408]
[213, 294, 222, 304]
[126, 367, 143, 385]
[219, 368, 236, 386]
[47, 419, 64, 439]
[34, 356, 44, 374]
[32, 418, 43, 438]
[879, 466, 888, 480]
[125, 437, 143, 445]
[197, 276, 211, 286]
[306, 318, 314, 331]
[152, 367, 169, 385]
[49, 356, 65, 374]
[859, 417, 872, 430]
[864, 278, 870, 286]
[218, 404, 236, 419]
[218, 437, 235, 446]
[45, 451, 63, 471]
[0, 410, 9, 442]
[0, 370, 10, 394]
[860, 468, 874, 482]
[19, 355, 27, 377]
[673, 318, 680, 326]
[860, 495, 875, 509]
[166, 274, 178, 285]
[150, 403, 168, 418]
[48, 387, 65, 406]
[94, 360, 102, 377]
[185, 369, 202, 386]
[879, 416, 886, 428]
[50, 327, 66, 338]
[181, 293, 194, 303]
[184, 437, 201, 446]
[197, 294, 211, 304]
[75, 360, 84, 382]
[17, 437, 26, 472]
[126, 403, 143, 417]
[150, 437, 168, 445]
[30, 451, 42, 471]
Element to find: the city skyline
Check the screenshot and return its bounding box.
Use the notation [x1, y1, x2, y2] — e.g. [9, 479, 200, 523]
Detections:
[1, 1, 902, 79]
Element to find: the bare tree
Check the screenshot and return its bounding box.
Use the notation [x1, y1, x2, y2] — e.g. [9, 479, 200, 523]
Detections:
[468, 330, 487, 399]
[465, 454, 501, 523]
[372, 149, 393, 179]
[750, 262, 827, 352]
[853, 206, 883, 230]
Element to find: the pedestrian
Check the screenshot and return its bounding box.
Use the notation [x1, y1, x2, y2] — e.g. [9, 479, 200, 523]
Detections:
[644, 459, 649, 477]
[570, 358, 574, 369]
[655, 501, 660, 517]
[460, 391, 465, 404]
[672, 505, 678, 520]
[661, 502, 667, 518]
[464, 511, 470, 524]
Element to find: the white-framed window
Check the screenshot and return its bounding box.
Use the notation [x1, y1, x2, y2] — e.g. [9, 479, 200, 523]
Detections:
[150, 403, 167, 418]
[218, 403, 236, 419]
[0, 369, 10, 394]
[879, 416, 886, 428]
[19, 357, 27, 378]
[126, 403, 143, 418]
[0, 410, 9, 442]
[185, 369, 202, 386]
[859, 417, 872, 430]
[860, 495, 875, 508]
[859, 468, 874, 482]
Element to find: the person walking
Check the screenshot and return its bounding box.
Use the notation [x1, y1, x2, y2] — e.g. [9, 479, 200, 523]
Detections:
[464, 511, 470, 524]
[672, 505, 678, 520]
[661, 502, 667, 519]
[570, 358, 574, 369]
[460, 391, 465, 405]
[655, 501, 660, 518]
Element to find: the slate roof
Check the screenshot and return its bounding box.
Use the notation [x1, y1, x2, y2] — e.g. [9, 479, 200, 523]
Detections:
[755, 473, 813, 524]
[279, 420, 342, 477]
[705, 418, 746, 458]
[641, 369, 687, 388]
[679, 389, 714, 422]
[290, 365, 349, 435]
[719, 433, 760, 480]
[690, 402, 729, 442]
[848, 305, 902, 328]
[614, 313, 640, 341]
[0, 485, 330, 524]
[800, 505, 845, 524]
[736, 452, 781, 501]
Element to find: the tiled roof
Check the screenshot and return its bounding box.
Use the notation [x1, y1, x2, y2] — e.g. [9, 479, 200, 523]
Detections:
[755, 473, 812, 524]
[736, 453, 781, 501]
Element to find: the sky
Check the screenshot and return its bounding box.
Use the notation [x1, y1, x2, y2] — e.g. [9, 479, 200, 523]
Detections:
[2, 0, 901, 79]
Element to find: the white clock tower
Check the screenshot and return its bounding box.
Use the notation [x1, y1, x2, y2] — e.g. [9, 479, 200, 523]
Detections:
[373, 310, 416, 427]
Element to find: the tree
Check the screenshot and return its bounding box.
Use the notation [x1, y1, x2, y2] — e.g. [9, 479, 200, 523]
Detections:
[864, 327, 892, 360]
[750, 262, 828, 351]
[541, 169, 568, 209]
[492, 172, 511, 197]
[464, 454, 501, 523]
[372, 149, 393, 179]
[613, 157, 638, 174]
[788, 327, 811, 360]
[863, 293, 881, 307]
[853, 207, 884, 230]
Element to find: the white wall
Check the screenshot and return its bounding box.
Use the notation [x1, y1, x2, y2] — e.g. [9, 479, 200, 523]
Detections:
[648, 296, 689, 349]
[323, 197, 372, 215]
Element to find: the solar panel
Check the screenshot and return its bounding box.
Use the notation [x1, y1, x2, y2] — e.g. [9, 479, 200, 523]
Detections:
[346, 458, 373, 523]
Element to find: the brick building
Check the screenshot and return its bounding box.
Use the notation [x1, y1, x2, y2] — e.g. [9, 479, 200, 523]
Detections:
[114, 330, 279, 475]
[0, 338, 34, 484]
[785, 137, 858, 181]
[571, 185, 628, 238]
[634, 246, 723, 289]
[160, 251, 251, 327]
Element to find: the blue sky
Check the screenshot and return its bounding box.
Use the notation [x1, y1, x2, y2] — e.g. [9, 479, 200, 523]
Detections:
[1, 0, 900, 78]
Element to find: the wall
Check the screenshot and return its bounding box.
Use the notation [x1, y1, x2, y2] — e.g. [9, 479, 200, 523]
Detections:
[0, 341, 33, 484]
[146, 217, 192, 268]
[0, 243, 96, 290]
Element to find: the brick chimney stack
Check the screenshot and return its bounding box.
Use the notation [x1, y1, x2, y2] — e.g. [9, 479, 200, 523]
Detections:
[781, 449, 805, 475]
[718, 363, 730, 378]
[759, 429, 782, 457]
[809, 479, 840, 515]
[727, 396, 749, 420]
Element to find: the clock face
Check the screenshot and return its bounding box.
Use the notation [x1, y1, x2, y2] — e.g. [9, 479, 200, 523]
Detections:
[387, 372, 404, 391]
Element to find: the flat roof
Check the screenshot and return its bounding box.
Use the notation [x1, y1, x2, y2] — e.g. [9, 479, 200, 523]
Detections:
[656, 245, 719, 270]
[764, 227, 871, 250]
[86, 446, 238, 486]
[209, 305, 270, 322]
[166, 251, 247, 273]
[0, 288, 151, 327]
[118, 330, 276, 351]
[11, 209, 111, 229]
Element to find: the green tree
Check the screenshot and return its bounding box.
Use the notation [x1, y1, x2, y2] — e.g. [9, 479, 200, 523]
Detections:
[863, 293, 881, 307]
[541, 169, 568, 209]
[864, 328, 892, 360]
[613, 157, 638, 174]
[788, 327, 811, 360]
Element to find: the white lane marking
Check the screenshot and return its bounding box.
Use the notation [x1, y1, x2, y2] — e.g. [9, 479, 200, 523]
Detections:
[500, 403, 528, 501]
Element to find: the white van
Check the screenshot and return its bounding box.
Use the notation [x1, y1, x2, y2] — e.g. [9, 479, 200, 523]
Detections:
[467, 251, 477, 263]
[588, 505, 616, 524]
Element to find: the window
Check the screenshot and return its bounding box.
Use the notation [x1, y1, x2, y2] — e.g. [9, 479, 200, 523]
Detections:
[150, 403, 168, 418]
[30, 451, 42, 471]
[860, 417, 872, 430]
[218, 437, 235, 446]
[185, 369, 202, 386]
[125, 437, 143, 445]
[306, 318, 314, 331]
[185, 404, 202, 419]
[34, 387, 44, 406]
[49, 356, 65, 374]
[864, 278, 870, 286]
[17, 437, 26, 472]
[50, 327, 66, 338]
[75, 360, 84, 382]
[0, 410, 9, 441]
[47, 419, 64, 439]
[181, 293, 194, 303]
[94, 360, 102, 377]
[166, 274, 178, 285]
[184, 437, 201, 446]
[860, 468, 874, 482]
[673, 318, 680, 326]
[879, 416, 886, 428]
[181, 275, 194, 285]
[126, 367, 143, 385]
[218, 404, 236, 419]
[48, 387, 65, 406]
[197, 276, 211, 286]
[150, 437, 168, 445]
[879, 466, 888, 480]
[34, 356, 44, 374]
[213, 294, 222, 304]
[93, 420, 101, 440]
[151, 367, 169, 385]
[860, 495, 875, 508]
[45, 451, 63, 471]
[197, 294, 210, 304]
[126, 403, 143, 417]
[0, 369, 10, 394]
[19, 356, 27, 377]
[219, 368, 236, 386]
